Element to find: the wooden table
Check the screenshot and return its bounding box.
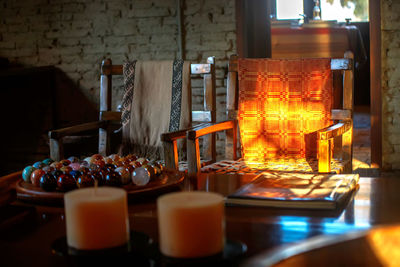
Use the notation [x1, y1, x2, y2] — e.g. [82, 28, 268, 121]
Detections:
[1, 173, 400, 266]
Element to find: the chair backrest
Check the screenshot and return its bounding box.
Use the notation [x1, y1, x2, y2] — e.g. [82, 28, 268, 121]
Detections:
[99, 57, 216, 161]
[226, 53, 354, 165]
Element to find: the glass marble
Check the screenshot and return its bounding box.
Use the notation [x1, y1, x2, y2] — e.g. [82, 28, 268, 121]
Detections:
[69, 170, 82, 180]
[144, 165, 156, 178]
[69, 163, 81, 171]
[132, 167, 150, 186]
[115, 167, 131, 185]
[50, 162, 63, 170]
[40, 173, 57, 191]
[31, 169, 45, 187]
[52, 169, 64, 179]
[91, 154, 103, 161]
[22, 166, 36, 182]
[90, 170, 105, 186]
[42, 158, 54, 166]
[60, 159, 71, 166]
[76, 174, 95, 188]
[42, 166, 55, 173]
[57, 173, 77, 192]
[67, 156, 79, 163]
[108, 154, 120, 162]
[105, 171, 122, 187]
[33, 161, 45, 169]
[60, 166, 72, 174]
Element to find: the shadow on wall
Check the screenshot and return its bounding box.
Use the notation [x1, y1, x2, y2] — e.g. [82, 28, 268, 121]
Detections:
[0, 65, 98, 176]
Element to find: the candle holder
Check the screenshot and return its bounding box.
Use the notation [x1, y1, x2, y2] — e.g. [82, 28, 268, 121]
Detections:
[51, 231, 153, 266]
[147, 239, 247, 266]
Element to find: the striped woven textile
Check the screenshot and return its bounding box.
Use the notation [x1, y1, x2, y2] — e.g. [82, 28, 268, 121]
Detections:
[237, 58, 333, 163]
[200, 158, 347, 175]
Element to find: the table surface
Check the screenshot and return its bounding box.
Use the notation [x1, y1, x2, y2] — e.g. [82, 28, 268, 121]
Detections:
[1, 173, 400, 266]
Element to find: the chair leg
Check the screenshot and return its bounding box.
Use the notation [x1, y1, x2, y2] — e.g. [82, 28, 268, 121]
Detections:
[318, 139, 332, 173]
[49, 138, 63, 162]
[163, 140, 179, 171]
[187, 138, 201, 175]
[99, 127, 111, 156]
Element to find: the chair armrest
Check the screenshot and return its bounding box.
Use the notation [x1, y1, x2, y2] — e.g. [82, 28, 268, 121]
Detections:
[186, 120, 238, 175]
[161, 123, 211, 142]
[0, 171, 21, 207]
[161, 123, 212, 171]
[187, 120, 237, 140]
[48, 121, 107, 139]
[317, 120, 352, 173]
[317, 121, 352, 140]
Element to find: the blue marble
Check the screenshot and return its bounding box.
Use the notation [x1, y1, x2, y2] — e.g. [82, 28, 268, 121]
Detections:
[22, 166, 36, 182]
[42, 158, 54, 166]
[33, 161, 45, 169]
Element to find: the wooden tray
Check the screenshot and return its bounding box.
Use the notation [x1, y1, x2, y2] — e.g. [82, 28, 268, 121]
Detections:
[16, 170, 185, 206]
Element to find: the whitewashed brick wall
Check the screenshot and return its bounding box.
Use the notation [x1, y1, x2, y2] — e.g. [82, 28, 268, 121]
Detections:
[0, 0, 236, 157]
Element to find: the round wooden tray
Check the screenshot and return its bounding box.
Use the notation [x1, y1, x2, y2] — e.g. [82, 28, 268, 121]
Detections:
[16, 170, 185, 206]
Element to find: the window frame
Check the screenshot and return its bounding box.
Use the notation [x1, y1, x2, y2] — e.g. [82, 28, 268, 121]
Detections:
[270, 0, 315, 21]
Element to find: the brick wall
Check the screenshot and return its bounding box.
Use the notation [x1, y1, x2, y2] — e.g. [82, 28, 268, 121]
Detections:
[0, 0, 236, 157]
[381, 0, 400, 170]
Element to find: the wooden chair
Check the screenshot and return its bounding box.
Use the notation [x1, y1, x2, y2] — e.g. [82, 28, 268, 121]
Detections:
[49, 57, 217, 170]
[185, 53, 354, 175]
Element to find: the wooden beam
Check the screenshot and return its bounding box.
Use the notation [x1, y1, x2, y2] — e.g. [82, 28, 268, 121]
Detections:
[369, 0, 382, 169]
[235, 0, 271, 58]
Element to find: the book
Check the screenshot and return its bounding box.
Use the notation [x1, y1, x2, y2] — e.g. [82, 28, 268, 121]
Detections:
[225, 172, 360, 210]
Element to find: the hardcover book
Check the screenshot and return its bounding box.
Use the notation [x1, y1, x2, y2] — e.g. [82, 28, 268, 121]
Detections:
[225, 172, 360, 210]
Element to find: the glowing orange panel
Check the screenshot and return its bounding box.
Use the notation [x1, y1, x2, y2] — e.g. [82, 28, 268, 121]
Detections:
[238, 58, 332, 164]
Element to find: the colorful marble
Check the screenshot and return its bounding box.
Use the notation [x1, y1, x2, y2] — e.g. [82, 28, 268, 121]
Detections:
[42, 158, 54, 166]
[76, 174, 95, 188]
[69, 163, 81, 171]
[60, 166, 72, 174]
[67, 156, 79, 163]
[132, 167, 150, 186]
[69, 170, 82, 180]
[42, 166, 55, 173]
[60, 159, 71, 166]
[57, 173, 77, 192]
[90, 170, 105, 186]
[108, 154, 120, 162]
[22, 166, 36, 183]
[33, 161, 45, 169]
[50, 162, 63, 170]
[91, 154, 103, 161]
[40, 173, 57, 191]
[115, 167, 131, 185]
[31, 169, 45, 187]
[105, 171, 122, 187]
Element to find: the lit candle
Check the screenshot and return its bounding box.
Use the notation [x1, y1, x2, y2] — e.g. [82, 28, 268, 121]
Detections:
[64, 187, 130, 250]
[157, 191, 225, 258]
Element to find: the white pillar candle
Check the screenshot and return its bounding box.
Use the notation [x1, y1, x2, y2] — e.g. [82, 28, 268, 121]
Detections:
[64, 187, 130, 250]
[157, 191, 225, 258]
